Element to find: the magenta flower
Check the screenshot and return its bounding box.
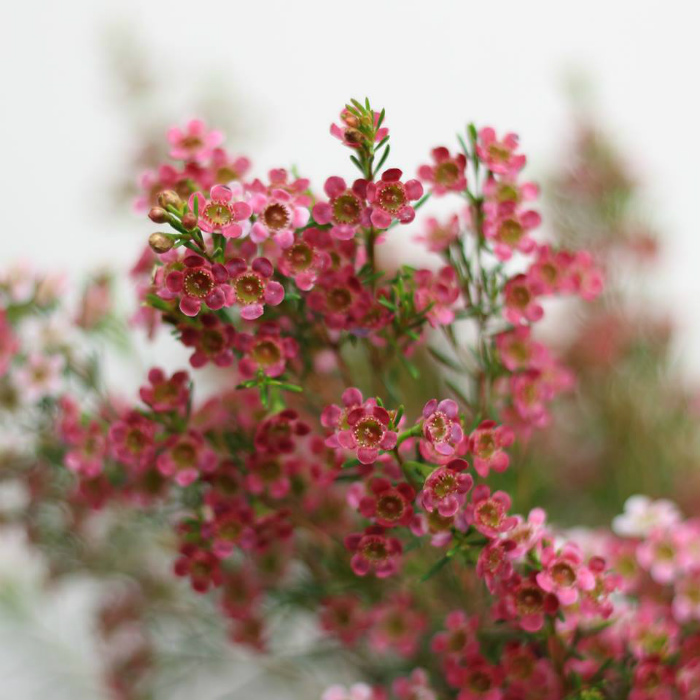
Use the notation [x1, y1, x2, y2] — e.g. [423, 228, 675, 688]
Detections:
[109, 411, 158, 471]
[358, 477, 415, 528]
[180, 314, 237, 368]
[476, 127, 526, 174]
[167, 119, 223, 162]
[465, 484, 517, 538]
[323, 388, 397, 464]
[164, 254, 233, 317]
[248, 187, 310, 249]
[189, 184, 252, 238]
[468, 420, 514, 478]
[345, 525, 402, 578]
[495, 326, 548, 372]
[64, 421, 107, 478]
[501, 573, 559, 633]
[536, 543, 595, 606]
[253, 409, 310, 454]
[139, 367, 190, 414]
[307, 266, 365, 330]
[173, 544, 224, 593]
[414, 266, 461, 327]
[208, 502, 255, 558]
[510, 370, 550, 427]
[312, 177, 368, 240]
[277, 227, 331, 291]
[418, 147, 467, 196]
[393, 669, 437, 700]
[236, 323, 298, 379]
[421, 398, 463, 456]
[366, 169, 423, 229]
[420, 459, 473, 517]
[455, 655, 505, 700]
[483, 206, 541, 261]
[477, 539, 515, 593]
[226, 257, 284, 320]
[157, 429, 218, 487]
[431, 610, 479, 658]
[503, 273, 543, 325]
[414, 214, 461, 253]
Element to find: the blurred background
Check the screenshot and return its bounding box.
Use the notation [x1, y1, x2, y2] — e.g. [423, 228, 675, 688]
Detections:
[2, 0, 700, 697]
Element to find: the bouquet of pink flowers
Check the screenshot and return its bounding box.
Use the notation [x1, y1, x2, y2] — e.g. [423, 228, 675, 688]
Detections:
[1, 99, 699, 700]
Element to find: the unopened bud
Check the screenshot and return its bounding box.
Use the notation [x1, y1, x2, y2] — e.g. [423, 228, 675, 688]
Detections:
[182, 212, 197, 230]
[157, 190, 182, 209]
[148, 207, 169, 224]
[148, 232, 174, 254]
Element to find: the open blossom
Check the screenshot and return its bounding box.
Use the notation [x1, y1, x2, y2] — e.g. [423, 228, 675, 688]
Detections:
[236, 323, 298, 379]
[536, 542, 595, 606]
[248, 181, 310, 248]
[173, 544, 223, 593]
[503, 274, 543, 324]
[418, 147, 467, 195]
[167, 119, 223, 162]
[157, 429, 217, 487]
[421, 398, 463, 456]
[465, 484, 517, 538]
[108, 412, 158, 470]
[345, 525, 402, 578]
[139, 368, 190, 414]
[483, 206, 541, 261]
[414, 266, 461, 327]
[189, 184, 251, 238]
[420, 459, 473, 517]
[358, 477, 415, 528]
[495, 326, 548, 372]
[476, 127, 526, 174]
[366, 169, 423, 229]
[312, 177, 368, 240]
[368, 594, 427, 658]
[468, 420, 514, 477]
[226, 257, 285, 320]
[612, 495, 682, 538]
[64, 421, 107, 478]
[322, 388, 397, 464]
[277, 227, 331, 290]
[179, 314, 237, 368]
[455, 654, 504, 700]
[16, 353, 64, 401]
[414, 214, 460, 253]
[164, 254, 233, 317]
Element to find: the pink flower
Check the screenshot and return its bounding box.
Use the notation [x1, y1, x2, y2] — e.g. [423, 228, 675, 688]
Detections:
[109, 412, 158, 470]
[322, 684, 375, 700]
[483, 206, 541, 261]
[432, 610, 479, 658]
[503, 274, 543, 324]
[345, 525, 402, 578]
[208, 501, 255, 558]
[167, 119, 223, 162]
[477, 539, 515, 592]
[189, 184, 252, 238]
[509, 369, 550, 427]
[173, 544, 224, 593]
[179, 314, 237, 368]
[164, 254, 233, 317]
[421, 398, 463, 456]
[366, 169, 423, 229]
[498, 573, 559, 632]
[139, 368, 190, 414]
[393, 669, 437, 700]
[307, 266, 365, 331]
[420, 459, 473, 517]
[418, 147, 467, 195]
[536, 543, 595, 606]
[455, 655, 504, 700]
[468, 420, 514, 477]
[64, 421, 107, 478]
[629, 660, 675, 700]
[368, 593, 427, 658]
[277, 227, 331, 290]
[506, 508, 548, 560]
[414, 266, 461, 327]
[358, 477, 415, 528]
[476, 127, 526, 174]
[414, 214, 461, 253]
[323, 389, 397, 464]
[483, 173, 539, 212]
[0, 310, 19, 378]
[465, 485, 517, 538]
[495, 326, 548, 372]
[236, 323, 298, 379]
[226, 257, 285, 320]
[312, 177, 368, 240]
[157, 429, 218, 487]
[319, 595, 371, 646]
[248, 185, 310, 248]
[16, 353, 64, 401]
[254, 409, 310, 455]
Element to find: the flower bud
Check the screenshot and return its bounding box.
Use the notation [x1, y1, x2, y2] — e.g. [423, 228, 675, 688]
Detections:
[148, 207, 169, 224]
[148, 232, 174, 254]
[182, 213, 197, 230]
[157, 190, 182, 209]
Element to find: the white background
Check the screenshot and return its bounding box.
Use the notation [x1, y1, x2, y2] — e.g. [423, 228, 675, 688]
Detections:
[2, 1, 700, 697]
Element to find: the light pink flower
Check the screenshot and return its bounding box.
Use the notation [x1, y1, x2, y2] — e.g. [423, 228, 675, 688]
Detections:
[167, 119, 223, 162]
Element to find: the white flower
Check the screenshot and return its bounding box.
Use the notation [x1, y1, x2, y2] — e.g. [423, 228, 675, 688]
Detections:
[612, 495, 681, 538]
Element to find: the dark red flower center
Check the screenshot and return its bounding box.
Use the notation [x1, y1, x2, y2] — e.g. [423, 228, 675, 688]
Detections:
[262, 203, 291, 231]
